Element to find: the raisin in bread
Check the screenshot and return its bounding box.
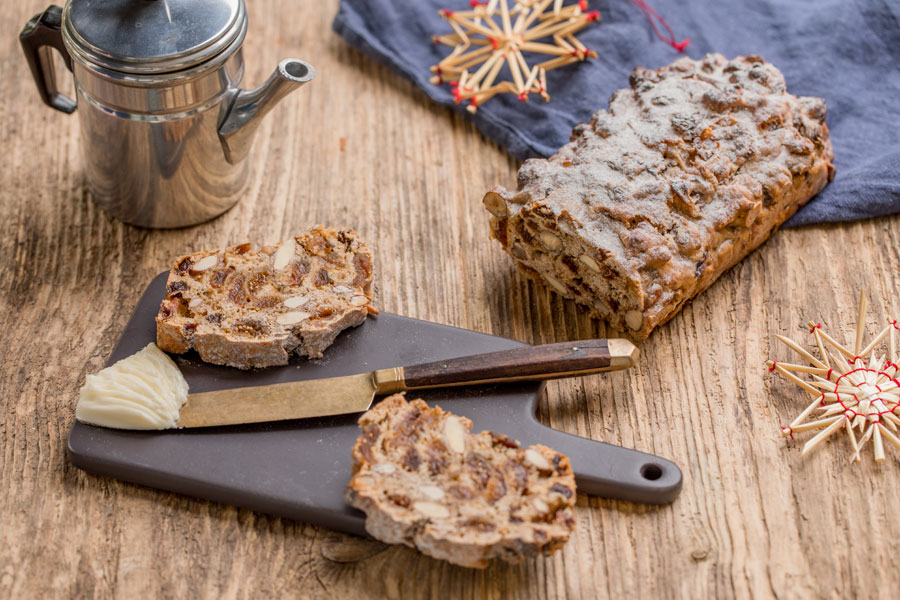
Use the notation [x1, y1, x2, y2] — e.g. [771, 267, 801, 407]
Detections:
[485, 53, 835, 340]
[156, 226, 375, 369]
[345, 394, 576, 569]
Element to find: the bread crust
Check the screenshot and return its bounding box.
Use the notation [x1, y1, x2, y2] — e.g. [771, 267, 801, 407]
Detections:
[155, 226, 375, 369]
[485, 54, 835, 340]
[345, 394, 577, 569]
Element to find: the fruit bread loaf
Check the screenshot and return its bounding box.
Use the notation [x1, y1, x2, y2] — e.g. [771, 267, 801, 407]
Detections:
[484, 53, 835, 340]
[345, 394, 576, 569]
[156, 226, 375, 369]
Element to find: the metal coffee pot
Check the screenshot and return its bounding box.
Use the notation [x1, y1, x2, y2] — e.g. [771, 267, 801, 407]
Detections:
[20, 0, 314, 228]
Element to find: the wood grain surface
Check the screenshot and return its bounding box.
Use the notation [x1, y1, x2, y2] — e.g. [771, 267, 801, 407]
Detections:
[2, 1, 899, 598]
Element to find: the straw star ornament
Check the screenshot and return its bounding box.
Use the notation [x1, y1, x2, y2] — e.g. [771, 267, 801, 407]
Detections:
[768, 291, 900, 463]
[430, 0, 600, 113]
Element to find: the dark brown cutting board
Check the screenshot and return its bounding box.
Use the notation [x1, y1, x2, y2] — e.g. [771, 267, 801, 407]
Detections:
[67, 273, 682, 536]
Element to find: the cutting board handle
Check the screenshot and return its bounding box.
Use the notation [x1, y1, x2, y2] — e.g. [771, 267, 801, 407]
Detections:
[528, 423, 682, 503]
[390, 339, 638, 391]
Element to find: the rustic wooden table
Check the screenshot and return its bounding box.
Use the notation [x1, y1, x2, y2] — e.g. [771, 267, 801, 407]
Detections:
[3, 1, 898, 598]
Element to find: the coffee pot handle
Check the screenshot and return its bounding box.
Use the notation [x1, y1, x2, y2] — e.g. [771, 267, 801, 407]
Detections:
[20, 5, 76, 114]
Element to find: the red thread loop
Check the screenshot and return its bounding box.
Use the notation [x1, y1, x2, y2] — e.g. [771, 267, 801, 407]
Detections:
[585, 10, 600, 22]
[579, 0, 588, 10]
[826, 368, 834, 380]
[629, 0, 689, 52]
[469, 0, 488, 6]
[768, 361, 777, 372]
[810, 323, 822, 334]
[891, 320, 900, 331]
[439, 9, 454, 17]
[782, 426, 794, 440]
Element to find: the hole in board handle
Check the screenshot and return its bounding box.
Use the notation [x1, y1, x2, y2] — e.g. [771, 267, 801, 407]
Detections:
[640, 463, 663, 481]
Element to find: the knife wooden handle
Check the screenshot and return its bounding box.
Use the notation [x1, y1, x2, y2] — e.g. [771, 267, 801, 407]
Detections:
[375, 339, 637, 393]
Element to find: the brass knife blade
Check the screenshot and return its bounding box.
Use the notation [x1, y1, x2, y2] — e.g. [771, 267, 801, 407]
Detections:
[176, 372, 379, 428]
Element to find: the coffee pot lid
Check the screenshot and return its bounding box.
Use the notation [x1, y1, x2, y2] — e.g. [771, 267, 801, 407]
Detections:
[63, 0, 245, 74]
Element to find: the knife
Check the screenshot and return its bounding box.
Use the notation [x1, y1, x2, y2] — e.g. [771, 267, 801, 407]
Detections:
[177, 338, 638, 428]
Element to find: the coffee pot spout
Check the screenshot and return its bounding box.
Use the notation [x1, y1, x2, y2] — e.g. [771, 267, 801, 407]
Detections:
[218, 59, 315, 164]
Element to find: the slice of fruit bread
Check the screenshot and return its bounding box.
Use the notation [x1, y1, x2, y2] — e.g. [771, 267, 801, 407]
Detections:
[156, 226, 375, 369]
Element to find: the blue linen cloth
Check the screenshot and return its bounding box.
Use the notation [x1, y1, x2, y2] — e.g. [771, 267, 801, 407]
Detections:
[333, 0, 900, 226]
